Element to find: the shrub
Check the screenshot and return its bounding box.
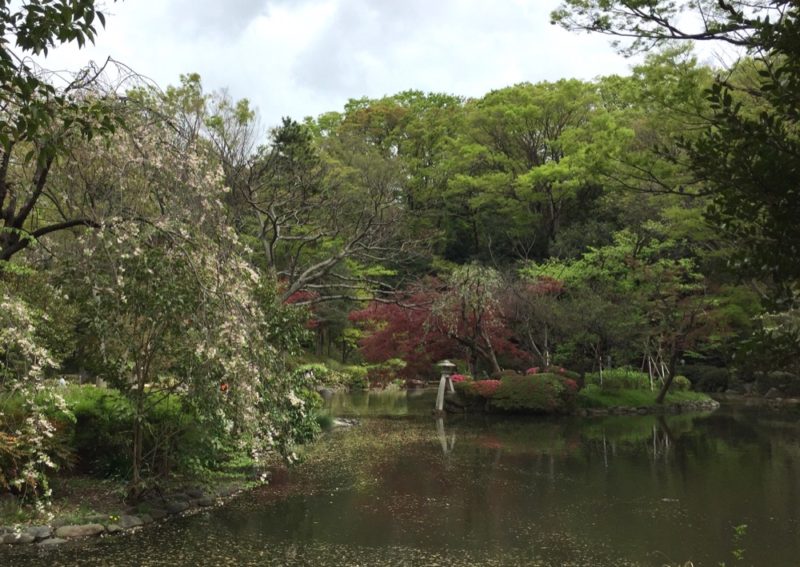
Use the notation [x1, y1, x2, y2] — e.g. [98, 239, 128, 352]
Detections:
[586, 368, 650, 390]
[494, 369, 522, 380]
[453, 380, 476, 400]
[756, 371, 800, 396]
[63, 386, 134, 477]
[680, 364, 730, 392]
[472, 380, 502, 398]
[293, 363, 369, 390]
[490, 374, 576, 414]
[62, 385, 233, 479]
[451, 374, 469, 383]
[367, 358, 407, 386]
[672, 375, 692, 392]
[543, 366, 581, 380]
[342, 366, 369, 390]
[525, 367, 541, 375]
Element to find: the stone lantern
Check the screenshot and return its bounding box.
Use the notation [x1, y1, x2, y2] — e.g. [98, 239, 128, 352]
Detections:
[435, 359, 457, 412]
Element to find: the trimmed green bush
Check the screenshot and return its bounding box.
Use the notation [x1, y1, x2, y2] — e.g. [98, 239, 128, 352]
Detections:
[680, 364, 730, 392]
[493, 369, 523, 380]
[673, 375, 692, 391]
[453, 379, 503, 411]
[490, 374, 577, 414]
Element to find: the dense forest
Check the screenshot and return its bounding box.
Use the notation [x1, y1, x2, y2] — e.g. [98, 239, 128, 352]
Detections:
[1, 0, 798, 506]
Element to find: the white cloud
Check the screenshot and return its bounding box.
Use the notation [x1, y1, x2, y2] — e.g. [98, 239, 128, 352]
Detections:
[35, 0, 635, 129]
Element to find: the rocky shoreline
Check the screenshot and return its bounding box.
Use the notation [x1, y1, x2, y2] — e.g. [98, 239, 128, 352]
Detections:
[0, 420, 363, 549]
[444, 394, 720, 416]
[0, 483, 253, 548]
[573, 398, 721, 417]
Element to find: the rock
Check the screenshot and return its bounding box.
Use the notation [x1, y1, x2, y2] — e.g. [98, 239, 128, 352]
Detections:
[186, 488, 205, 499]
[106, 524, 123, 534]
[2, 532, 36, 544]
[54, 524, 105, 538]
[38, 538, 68, 546]
[25, 526, 52, 541]
[148, 508, 168, 521]
[165, 500, 191, 514]
[119, 515, 143, 529]
[139, 514, 153, 524]
[764, 387, 781, 399]
[195, 497, 215, 507]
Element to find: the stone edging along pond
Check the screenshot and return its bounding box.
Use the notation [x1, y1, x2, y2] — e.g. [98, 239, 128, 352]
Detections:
[573, 398, 721, 417]
[0, 484, 250, 547]
[444, 396, 721, 417]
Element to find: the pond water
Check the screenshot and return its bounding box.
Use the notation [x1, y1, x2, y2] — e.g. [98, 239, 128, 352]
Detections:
[6, 390, 800, 566]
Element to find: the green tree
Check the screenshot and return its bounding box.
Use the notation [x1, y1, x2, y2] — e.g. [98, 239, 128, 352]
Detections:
[553, 0, 800, 311]
[444, 80, 628, 263]
[0, 0, 120, 262]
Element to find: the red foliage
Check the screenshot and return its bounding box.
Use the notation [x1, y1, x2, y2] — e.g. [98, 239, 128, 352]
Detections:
[349, 283, 456, 379]
[451, 374, 468, 383]
[284, 289, 318, 304]
[563, 378, 578, 392]
[527, 275, 565, 296]
[349, 277, 532, 378]
[525, 367, 540, 375]
[283, 289, 319, 328]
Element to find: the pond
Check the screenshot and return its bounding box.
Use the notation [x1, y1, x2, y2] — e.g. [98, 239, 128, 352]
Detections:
[6, 390, 800, 566]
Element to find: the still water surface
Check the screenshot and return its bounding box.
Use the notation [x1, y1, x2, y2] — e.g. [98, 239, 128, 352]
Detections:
[7, 390, 800, 566]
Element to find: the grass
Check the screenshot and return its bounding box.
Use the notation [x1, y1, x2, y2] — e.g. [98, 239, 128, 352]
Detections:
[577, 387, 712, 409]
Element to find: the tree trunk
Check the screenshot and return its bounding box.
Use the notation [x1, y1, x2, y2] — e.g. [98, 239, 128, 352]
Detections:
[479, 330, 502, 376]
[655, 345, 680, 405]
[468, 350, 478, 378]
[129, 372, 145, 501]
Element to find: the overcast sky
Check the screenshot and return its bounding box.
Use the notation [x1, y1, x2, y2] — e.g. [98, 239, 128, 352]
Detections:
[40, 0, 638, 129]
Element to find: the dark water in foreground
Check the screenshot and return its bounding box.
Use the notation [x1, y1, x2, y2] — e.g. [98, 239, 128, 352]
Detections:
[5, 390, 800, 566]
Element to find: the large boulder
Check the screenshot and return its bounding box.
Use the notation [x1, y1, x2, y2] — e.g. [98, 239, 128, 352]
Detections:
[2, 532, 35, 544]
[119, 515, 144, 529]
[165, 500, 191, 514]
[25, 526, 52, 541]
[54, 524, 105, 538]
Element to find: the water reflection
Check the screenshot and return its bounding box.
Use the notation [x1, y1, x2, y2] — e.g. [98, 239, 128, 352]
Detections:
[435, 417, 456, 455]
[7, 396, 800, 566]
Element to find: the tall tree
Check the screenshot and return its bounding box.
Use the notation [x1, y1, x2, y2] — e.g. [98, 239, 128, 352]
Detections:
[552, 0, 800, 299]
[0, 0, 120, 262]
